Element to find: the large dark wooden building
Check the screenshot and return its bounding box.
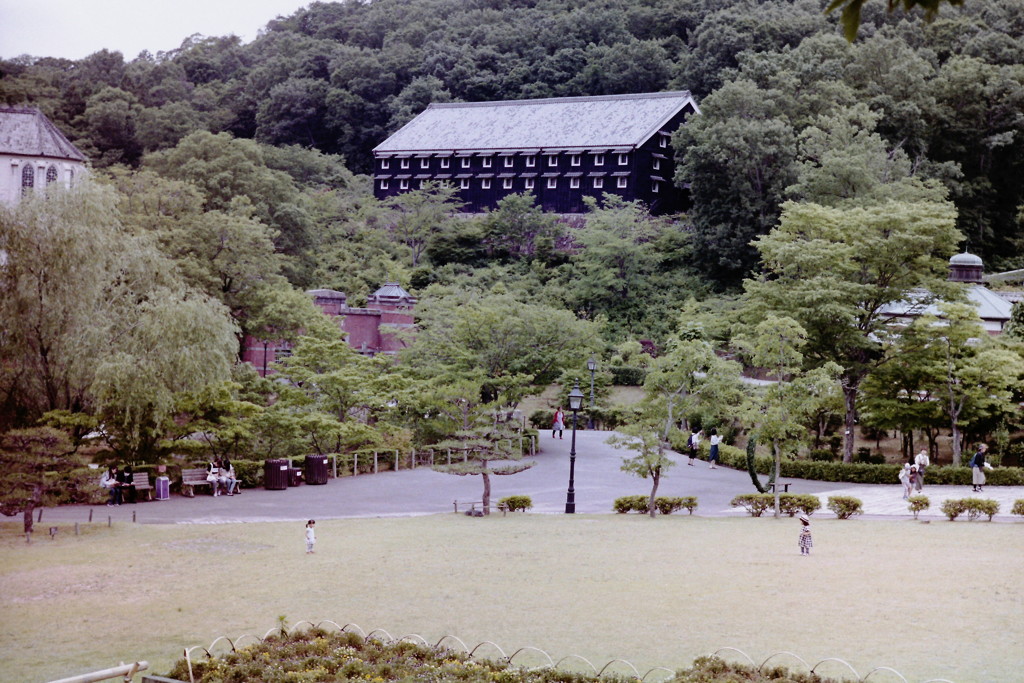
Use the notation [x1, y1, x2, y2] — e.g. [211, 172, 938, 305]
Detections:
[372, 91, 699, 214]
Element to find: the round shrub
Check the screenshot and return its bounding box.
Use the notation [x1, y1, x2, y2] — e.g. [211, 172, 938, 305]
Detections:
[498, 495, 533, 512]
[613, 495, 648, 513]
[907, 496, 930, 519]
[827, 495, 863, 520]
[941, 498, 966, 521]
[1013, 499, 1024, 517]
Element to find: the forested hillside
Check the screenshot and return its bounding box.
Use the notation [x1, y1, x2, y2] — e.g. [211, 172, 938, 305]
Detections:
[3, 0, 1023, 284]
[3, 0, 1024, 463]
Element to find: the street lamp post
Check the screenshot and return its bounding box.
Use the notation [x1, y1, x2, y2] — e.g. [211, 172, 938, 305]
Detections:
[565, 380, 584, 514]
[586, 357, 597, 430]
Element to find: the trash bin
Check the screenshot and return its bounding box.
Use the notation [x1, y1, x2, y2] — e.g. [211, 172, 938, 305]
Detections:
[155, 476, 170, 501]
[287, 467, 304, 487]
[264, 459, 289, 490]
[304, 455, 329, 485]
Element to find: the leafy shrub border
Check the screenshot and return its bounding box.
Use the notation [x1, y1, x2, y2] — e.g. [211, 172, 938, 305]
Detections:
[613, 495, 698, 515]
[940, 497, 1000, 521]
[665, 434, 1024, 486]
[729, 493, 821, 518]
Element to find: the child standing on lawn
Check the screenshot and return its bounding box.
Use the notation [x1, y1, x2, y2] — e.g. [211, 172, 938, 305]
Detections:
[305, 520, 316, 554]
[798, 514, 813, 556]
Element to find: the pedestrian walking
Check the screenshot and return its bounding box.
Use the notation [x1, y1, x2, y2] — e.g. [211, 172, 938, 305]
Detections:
[305, 520, 316, 554]
[898, 461, 912, 500]
[914, 448, 930, 492]
[708, 429, 721, 469]
[687, 427, 702, 466]
[552, 407, 564, 440]
[970, 443, 990, 492]
[798, 514, 813, 556]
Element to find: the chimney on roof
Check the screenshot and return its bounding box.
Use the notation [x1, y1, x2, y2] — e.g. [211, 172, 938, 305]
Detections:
[949, 252, 984, 284]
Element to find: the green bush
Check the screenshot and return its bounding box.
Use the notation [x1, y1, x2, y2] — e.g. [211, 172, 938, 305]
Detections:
[778, 494, 822, 517]
[827, 496, 863, 520]
[609, 366, 647, 386]
[963, 498, 999, 521]
[1013, 499, 1024, 517]
[613, 495, 648, 513]
[730, 493, 773, 517]
[166, 628, 625, 683]
[529, 409, 555, 430]
[907, 496, 930, 519]
[731, 493, 820, 517]
[940, 498, 966, 521]
[498, 495, 533, 512]
[809, 449, 834, 462]
[613, 495, 697, 515]
[654, 496, 698, 515]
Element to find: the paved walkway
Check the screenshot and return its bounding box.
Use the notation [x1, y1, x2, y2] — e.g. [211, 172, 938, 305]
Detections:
[35, 431, 1024, 525]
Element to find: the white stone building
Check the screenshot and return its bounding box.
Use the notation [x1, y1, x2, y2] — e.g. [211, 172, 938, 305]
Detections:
[0, 107, 87, 207]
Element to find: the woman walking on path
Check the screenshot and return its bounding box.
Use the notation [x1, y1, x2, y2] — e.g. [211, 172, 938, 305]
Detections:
[687, 427, 702, 466]
[798, 514, 813, 556]
[708, 429, 721, 469]
[970, 443, 989, 492]
[552, 407, 564, 440]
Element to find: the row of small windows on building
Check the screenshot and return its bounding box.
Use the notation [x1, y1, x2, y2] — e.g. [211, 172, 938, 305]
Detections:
[380, 152, 641, 171]
[21, 163, 69, 196]
[380, 176, 662, 192]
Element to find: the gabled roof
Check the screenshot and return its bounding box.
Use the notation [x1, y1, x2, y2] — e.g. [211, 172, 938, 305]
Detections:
[373, 91, 699, 155]
[0, 107, 87, 162]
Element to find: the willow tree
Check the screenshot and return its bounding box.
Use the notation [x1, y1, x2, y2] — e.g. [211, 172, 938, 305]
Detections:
[0, 182, 239, 458]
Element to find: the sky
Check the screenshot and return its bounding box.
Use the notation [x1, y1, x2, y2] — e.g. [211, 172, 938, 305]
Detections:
[0, 0, 315, 61]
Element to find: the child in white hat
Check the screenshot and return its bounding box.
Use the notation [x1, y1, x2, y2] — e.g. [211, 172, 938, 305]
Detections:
[798, 514, 813, 556]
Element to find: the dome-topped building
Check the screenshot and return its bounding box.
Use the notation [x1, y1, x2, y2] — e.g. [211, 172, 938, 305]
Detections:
[948, 252, 985, 284]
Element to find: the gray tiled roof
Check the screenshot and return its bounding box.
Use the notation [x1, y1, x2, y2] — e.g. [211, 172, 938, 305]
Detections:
[374, 91, 698, 155]
[0, 107, 87, 161]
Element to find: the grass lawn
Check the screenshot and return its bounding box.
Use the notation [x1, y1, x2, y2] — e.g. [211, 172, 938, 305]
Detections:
[1, 515, 1021, 682]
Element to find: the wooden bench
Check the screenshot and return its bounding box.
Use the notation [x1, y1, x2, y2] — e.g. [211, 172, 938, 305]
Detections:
[452, 500, 507, 516]
[129, 472, 154, 501]
[767, 482, 791, 493]
[181, 468, 214, 497]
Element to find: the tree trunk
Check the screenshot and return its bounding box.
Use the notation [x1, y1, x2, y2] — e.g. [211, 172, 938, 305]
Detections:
[950, 417, 963, 466]
[481, 471, 491, 515]
[23, 484, 43, 534]
[648, 470, 660, 518]
[842, 384, 858, 463]
[772, 440, 782, 518]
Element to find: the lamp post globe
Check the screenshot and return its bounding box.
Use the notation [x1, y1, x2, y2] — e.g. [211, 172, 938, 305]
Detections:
[565, 380, 584, 513]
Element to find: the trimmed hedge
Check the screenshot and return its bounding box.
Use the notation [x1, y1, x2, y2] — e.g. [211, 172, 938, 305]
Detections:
[664, 434, 1024, 486]
[941, 498, 999, 521]
[1013, 499, 1024, 517]
[827, 496, 863, 519]
[613, 495, 698, 515]
[730, 493, 821, 517]
[498, 495, 533, 512]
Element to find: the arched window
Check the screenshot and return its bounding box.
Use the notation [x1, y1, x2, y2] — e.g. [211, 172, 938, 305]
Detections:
[21, 164, 35, 196]
[46, 165, 58, 184]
